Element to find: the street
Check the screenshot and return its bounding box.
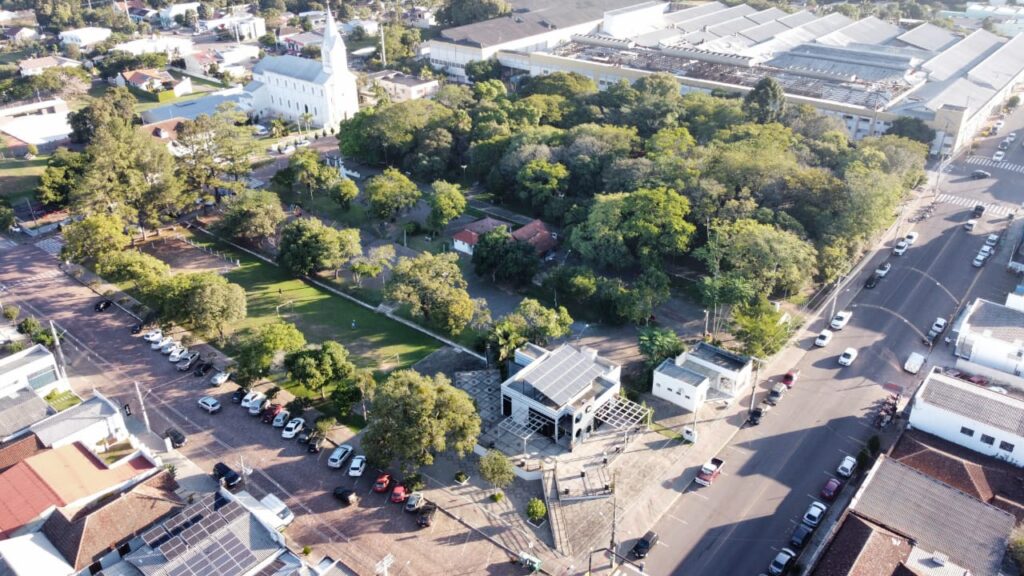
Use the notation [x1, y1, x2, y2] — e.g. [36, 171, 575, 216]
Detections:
[642, 113, 1024, 576]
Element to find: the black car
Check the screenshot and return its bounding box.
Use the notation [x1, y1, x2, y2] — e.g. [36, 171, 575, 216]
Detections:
[193, 361, 213, 377]
[631, 531, 659, 559]
[231, 388, 245, 403]
[298, 430, 316, 444]
[417, 502, 438, 527]
[790, 523, 813, 549]
[131, 323, 143, 334]
[307, 435, 325, 453]
[212, 462, 242, 489]
[94, 299, 113, 312]
[164, 427, 187, 448]
[864, 273, 881, 289]
[971, 170, 991, 180]
[749, 403, 770, 425]
[333, 487, 357, 506]
[974, 204, 986, 217]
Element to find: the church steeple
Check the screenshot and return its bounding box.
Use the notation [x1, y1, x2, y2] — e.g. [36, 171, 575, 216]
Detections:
[321, 5, 348, 74]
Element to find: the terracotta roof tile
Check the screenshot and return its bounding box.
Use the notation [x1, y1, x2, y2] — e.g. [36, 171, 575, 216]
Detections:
[0, 434, 45, 473]
[511, 219, 557, 254]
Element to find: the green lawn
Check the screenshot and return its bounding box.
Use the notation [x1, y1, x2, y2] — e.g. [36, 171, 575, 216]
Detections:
[134, 90, 211, 113]
[272, 185, 370, 230]
[44, 389, 82, 412]
[0, 156, 48, 206]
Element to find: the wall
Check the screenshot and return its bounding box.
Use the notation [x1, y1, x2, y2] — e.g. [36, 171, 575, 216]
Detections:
[652, 371, 705, 411]
[908, 397, 1024, 466]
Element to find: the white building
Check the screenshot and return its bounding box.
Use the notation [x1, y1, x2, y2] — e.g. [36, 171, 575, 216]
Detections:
[242, 7, 358, 128]
[0, 344, 68, 397]
[652, 342, 753, 411]
[18, 55, 81, 77]
[341, 19, 379, 36]
[159, 2, 200, 27]
[199, 13, 266, 41]
[365, 70, 440, 102]
[405, 6, 436, 29]
[30, 391, 127, 449]
[113, 36, 194, 57]
[59, 27, 112, 48]
[954, 298, 1024, 387]
[908, 367, 1024, 466]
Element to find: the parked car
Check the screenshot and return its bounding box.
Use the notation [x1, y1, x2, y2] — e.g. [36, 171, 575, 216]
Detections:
[176, 351, 200, 371]
[333, 488, 357, 506]
[164, 427, 186, 448]
[994, 150, 1006, 162]
[193, 361, 213, 377]
[926, 318, 947, 342]
[768, 548, 796, 576]
[892, 239, 909, 256]
[874, 262, 892, 278]
[212, 462, 241, 489]
[417, 502, 437, 527]
[198, 396, 221, 414]
[248, 398, 270, 416]
[327, 444, 353, 468]
[261, 404, 284, 423]
[973, 253, 987, 268]
[814, 329, 833, 347]
[749, 402, 770, 425]
[631, 531, 659, 559]
[307, 435, 324, 453]
[837, 456, 857, 478]
[829, 310, 852, 330]
[803, 501, 827, 527]
[373, 473, 393, 493]
[168, 346, 189, 362]
[143, 329, 163, 342]
[864, 273, 881, 289]
[1009, 132, 1018, 142]
[272, 410, 291, 427]
[240, 391, 265, 409]
[94, 299, 113, 312]
[210, 371, 232, 386]
[282, 418, 305, 439]
[904, 231, 919, 245]
[767, 382, 786, 406]
[163, 343, 183, 356]
[820, 478, 843, 501]
[790, 524, 813, 549]
[348, 455, 367, 477]
[838, 348, 858, 366]
[405, 492, 424, 512]
[964, 219, 978, 231]
[151, 336, 173, 350]
[781, 370, 799, 388]
[986, 233, 1000, 247]
[999, 140, 1009, 151]
[231, 388, 245, 403]
[390, 485, 409, 503]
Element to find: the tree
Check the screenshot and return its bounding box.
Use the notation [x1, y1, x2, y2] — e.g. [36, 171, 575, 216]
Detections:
[361, 370, 481, 472]
[285, 340, 356, 399]
[381, 23, 420, 62]
[506, 299, 572, 344]
[515, 159, 568, 211]
[526, 498, 547, 523]
[886, 116, 936, 144]
[478, 449, 514, 494]
[731, 296, 790, 357]
[742, 77, 787, 124]
[180, 273, 247, 340]
[37, 148, 86, 208]
[68, 88, 136, 144]
[331, 178, 359, 209]
[350, 245, 395, 287]
[638, 327, 684, 368]
[234, 322, 306, 386]
[427, 180, 466, 233]
[464, 58, 501, 82]
[522, 71, 597, 99]
[1008, 95, 1021, 110]
[289, 148, 335, 199]
[95, 251, 169, 294]
[616, 269, 671, 325]
[437, 0, 510, 26]
[278, 218, 361, 277]
[60, 214, 129, 264]
[218, 190, 286, 245]
[366, 168, 422, 220]
[471, 228, 539, 287]
[386, 252, 475, 335]
[698, 218, 817, 297]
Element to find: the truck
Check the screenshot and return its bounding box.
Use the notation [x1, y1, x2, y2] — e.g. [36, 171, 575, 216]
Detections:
[695, 458, 725, 487]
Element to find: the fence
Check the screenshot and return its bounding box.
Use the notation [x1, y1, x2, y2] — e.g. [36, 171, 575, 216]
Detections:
[173, 234, 241, 273]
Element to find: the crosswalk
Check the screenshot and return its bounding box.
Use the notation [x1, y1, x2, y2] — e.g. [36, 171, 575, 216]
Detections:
[935, 193, 1013, 217]
[0, 270, 64, 291]
[965, 155, 1024, 175]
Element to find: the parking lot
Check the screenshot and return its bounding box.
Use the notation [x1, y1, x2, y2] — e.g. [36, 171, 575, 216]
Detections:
[0, 243, 523, 576]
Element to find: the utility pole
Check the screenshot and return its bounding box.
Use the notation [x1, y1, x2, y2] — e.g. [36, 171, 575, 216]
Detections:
[609, 486, 618, 569]
[49, 321, 68, 380]
[133, 381, 151, 432]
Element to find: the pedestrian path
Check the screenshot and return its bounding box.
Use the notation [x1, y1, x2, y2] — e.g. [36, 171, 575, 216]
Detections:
[935, 193, 1013, 217]
[965, 154, 1024, 175]
[0, 269, 65, 290]
[35, 235, 63, 257]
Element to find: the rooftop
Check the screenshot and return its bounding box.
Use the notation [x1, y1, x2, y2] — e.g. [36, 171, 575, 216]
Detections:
[252, 54, 326, 83]
[655, 358, 708, 386]
[511, 344, 616, 407]
[917, 369, 1024, 437]
[31, 393, 118, 447]
[812, 514, 912, 576]
[964, 297, 1024, 343]
[511, 219, 557, 254]
[17, 55, 80, 71]
[851, 457, 1014, 576]
[141, 87, 245, 123]
[0, 388, 51, 439]
[0, 343, 56, 379]
[688, 342, 750, 372]
[0, 433, 44, 473]
[438, 0, 638, 48]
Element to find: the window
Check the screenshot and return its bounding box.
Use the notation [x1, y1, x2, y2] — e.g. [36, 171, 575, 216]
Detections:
[1000, 441, 1015, 452]
[981, 434, 995, 445]
[960, 426, 975, 437]
[27, 366, 58, 390]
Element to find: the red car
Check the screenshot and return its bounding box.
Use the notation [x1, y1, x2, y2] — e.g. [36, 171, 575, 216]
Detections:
[820, 478, 843, 501]
[260, 404, 283, 423]
[390, 484, 408, 503]
[373, 473, 392, 493]
[782, 370, 800, 388]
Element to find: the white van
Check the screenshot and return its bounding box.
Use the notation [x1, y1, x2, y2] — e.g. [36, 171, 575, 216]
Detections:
[904, 352, 925, 374]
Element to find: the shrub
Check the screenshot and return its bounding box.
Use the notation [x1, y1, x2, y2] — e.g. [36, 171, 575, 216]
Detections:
[17, 316, 41, 335]
[404, 473, 425, 491]
[302, 545, 312, 556]
[867, 435, 881, 456]
[1009, 528, 1024, 569]
[526, 498, 546, 523]
[2, 305, 18, 321]
[454, 470, 468, 484]
[856, 448, 872, 472]
[6, 341, 25, 354]
[491, 492, 504, 502]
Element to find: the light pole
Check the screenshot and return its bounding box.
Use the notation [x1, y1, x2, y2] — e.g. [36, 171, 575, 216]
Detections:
[576, 323, 591, 346]
[703, 309, 709, 339]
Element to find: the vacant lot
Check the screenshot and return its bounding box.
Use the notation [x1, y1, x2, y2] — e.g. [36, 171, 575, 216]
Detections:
[0, 156, 47, 206]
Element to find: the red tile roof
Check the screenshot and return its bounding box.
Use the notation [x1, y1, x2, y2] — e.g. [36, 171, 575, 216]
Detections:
[453, 217, 507, 246]
[812, 514, 913, 576]
[511, 219, 557, 255]
[139, 118, 186, 142]
[0, 434, 45, 473]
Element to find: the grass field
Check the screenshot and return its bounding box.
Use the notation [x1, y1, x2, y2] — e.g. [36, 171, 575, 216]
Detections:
[272, 184, 370, 230]
[0, 156, 48, 206]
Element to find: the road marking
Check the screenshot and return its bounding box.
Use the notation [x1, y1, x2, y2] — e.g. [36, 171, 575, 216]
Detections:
[965, 154, 1024, 177]
[935, 192, 1012, 216]
[665, 514, 688, 525]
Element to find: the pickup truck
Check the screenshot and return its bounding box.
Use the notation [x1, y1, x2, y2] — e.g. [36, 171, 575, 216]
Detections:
[695, 458, 725, 487]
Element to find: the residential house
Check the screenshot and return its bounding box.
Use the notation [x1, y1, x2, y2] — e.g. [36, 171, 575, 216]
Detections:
[139, 117, 187, 156]
[452, 217, 508, 255]
[2, 27, 38, 45]
[501, 343, 648, 448]
[30, 391, 127, 449]
[405, 6, 437, 29]
[907, 367, 1023, 466]
[653, 342, 754, 411]
[512, 219, 557, 256]
[0, 343, 68, 397]
[59, 27, 112, 48]
[199, 12, 266, 40]
[953, 297, 1024, 387]
[0, 435, 46, 473]
[18, 55, 81, 77]
[0, 388, 52, 443]
[117, 68, 193, 97]
[0, 10, 36, 25]
[340, 18, 379, 36]
[158, 1, 200, 27]
[812, 457, 1014, 576]
[296, 10, 327, 27]
[365, 70, 440, 103]
[183, 50, 218, 76]
[127, 6, 158, 23]
[283, 30, 323, 53]
[113, 35, 194, 57]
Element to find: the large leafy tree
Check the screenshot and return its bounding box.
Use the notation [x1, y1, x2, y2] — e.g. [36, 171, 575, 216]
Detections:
[234, 322, 306, 387]
[278, 218, 361, 277]
[699, 218, 817, 297]
[638, 327, 685, 368]
[886, 116, 936, 145]
[37, 148, 86, 208]
[515, 159, 569, 212]
[731, 296, 790, 357]
[350, 245, 395, 287]
[60, 214, 129, 264]
[218, 190, 286, 245]
[95, 251, 170, 296]
[427, 180, 466, 233]
[367, 168, 422, 220]
[386, 252, 475, 335]
[471, 228, 539, 287]
[361, 370, 481, 472]
[478, 449, 514, 494]
[285, 340, 356, 399]
[68, 88, 136, 144]
[289, 148, 336, 199]
[742, 77, 787, 124]
[179, 273, 247, 340]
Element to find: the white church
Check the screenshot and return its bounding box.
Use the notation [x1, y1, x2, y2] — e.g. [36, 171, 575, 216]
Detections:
[242, 8, 358, 129]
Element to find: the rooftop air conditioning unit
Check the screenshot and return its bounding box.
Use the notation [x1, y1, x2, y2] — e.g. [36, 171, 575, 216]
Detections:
[932, 552, 948, 566]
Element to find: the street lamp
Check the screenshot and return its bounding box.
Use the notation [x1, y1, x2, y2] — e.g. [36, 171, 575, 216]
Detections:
[703, 309, 709, 339]
[576, 323, 591, 345]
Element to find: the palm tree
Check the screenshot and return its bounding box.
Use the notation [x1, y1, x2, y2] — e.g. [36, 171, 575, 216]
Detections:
[299, 112, 314, 140]
[270, 119, 288, 138]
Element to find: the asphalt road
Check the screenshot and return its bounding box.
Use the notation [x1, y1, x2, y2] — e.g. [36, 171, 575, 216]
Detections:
[643, 109, 1024, 576]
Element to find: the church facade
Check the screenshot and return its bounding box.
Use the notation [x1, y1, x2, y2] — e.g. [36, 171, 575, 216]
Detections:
[242, 8, 358, 129]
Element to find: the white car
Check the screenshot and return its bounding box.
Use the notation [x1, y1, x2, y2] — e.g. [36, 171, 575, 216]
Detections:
[281, 145, 296, 154]
[163, 343, 183, 356]
[814, 329, 834, 347]
[404, 492, 424, 512]
[903, 231, 919, 245]
[802, 501, 828, 527]
[348, 455, 367, 477]
[247, 394, 268, 415]
[282, 417, 305, 439]
[253, 125, 269, 136]
[994, 150, 1006, 162]
[973, 254, 987, 267]
[240, 390, 264, 409]
[964, 219, 977, 231]
[985, 233, 1000, 247]
[168, 347, 190, 362]
[151, 336, 173, 350]
[1009, 132, 1018, 142]
[210, 371, 232, 386]
[837, 455, 857, 478]
[296, 140, 311, 147]
[829, 310, 852, 330]
[979, 245, 993, 258]
[874, 262, 892, 278]
[198, 396, 221, 414]
[929, 318, 948, 335]
[272, 410, 290, 427]
[143, 329, 163, 342]
[838, 348, 858, 366]
[327, 444, 353, 469]
[892, 240, 909, 256]
[995, 120, 1006, 129]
